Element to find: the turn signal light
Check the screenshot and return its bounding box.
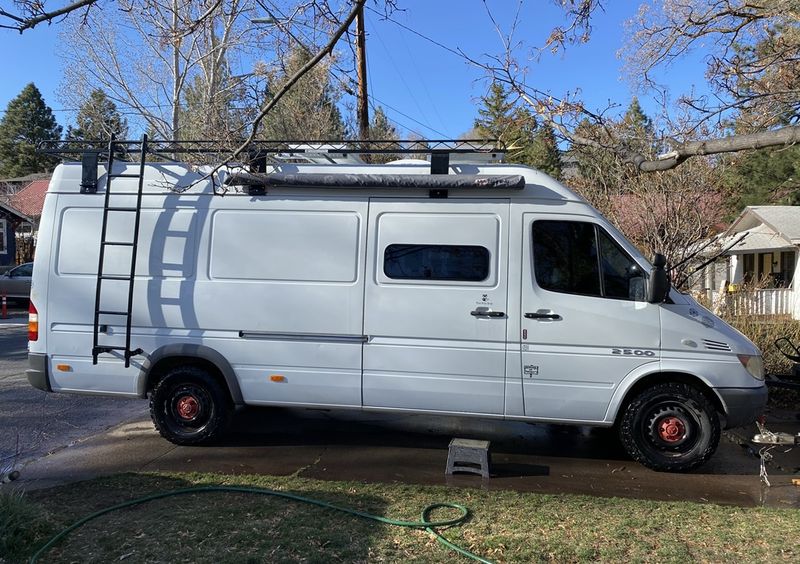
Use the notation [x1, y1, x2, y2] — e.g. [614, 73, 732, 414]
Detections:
[28, 301, 38, 342]
[270, 375, 286, 383]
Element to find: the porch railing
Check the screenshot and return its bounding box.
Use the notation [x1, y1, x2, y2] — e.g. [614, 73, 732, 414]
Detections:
[709, 288, 796, 317]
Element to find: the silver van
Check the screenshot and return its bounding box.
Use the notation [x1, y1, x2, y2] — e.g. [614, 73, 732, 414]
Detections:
[27, 141, 767, 472]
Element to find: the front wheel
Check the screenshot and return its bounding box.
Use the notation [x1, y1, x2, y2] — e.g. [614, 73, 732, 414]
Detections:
[150, 366, 232, 446]
[619, 382, 720, 472]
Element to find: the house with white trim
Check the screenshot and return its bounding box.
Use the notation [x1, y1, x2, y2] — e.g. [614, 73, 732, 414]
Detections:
[697, 206, 799, 319]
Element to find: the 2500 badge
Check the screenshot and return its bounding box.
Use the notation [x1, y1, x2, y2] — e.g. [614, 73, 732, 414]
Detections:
[611, 348, 656, 357]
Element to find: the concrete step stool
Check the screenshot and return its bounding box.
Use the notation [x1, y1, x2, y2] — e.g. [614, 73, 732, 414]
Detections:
[446, 438, 491, 478]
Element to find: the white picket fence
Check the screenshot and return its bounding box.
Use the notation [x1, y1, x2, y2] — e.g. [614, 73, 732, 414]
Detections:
[709, 288, 796, 317]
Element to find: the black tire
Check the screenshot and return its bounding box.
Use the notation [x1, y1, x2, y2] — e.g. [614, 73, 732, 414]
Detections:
[149, 366, 231, 446]
[619, 382, 720, 472]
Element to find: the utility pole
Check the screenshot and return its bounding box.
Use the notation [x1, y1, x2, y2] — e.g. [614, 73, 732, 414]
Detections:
[355, 3, 369, 140]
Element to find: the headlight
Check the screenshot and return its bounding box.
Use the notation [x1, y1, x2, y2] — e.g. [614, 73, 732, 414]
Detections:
[737, 354, 765, 380]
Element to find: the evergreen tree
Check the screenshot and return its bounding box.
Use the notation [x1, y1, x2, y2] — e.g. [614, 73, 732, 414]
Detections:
[620, 97, 656, 158]
[529, 124, 562, 179]
[474, 82, 563, 175]
[180, 65, 246, 143]
[474, 82, 520, 140]
[260, 48, 345, 140]
[0, 83, 62, 177]
[66, 89, 128, 141]
[474, 82, 536, 157]
[367, 106, 399, 163]
[724, 145, 800, 209]
[369, 106, 397, 140]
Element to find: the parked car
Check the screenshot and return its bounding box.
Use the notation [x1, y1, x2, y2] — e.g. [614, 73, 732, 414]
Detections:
[0, 262, 32, 302]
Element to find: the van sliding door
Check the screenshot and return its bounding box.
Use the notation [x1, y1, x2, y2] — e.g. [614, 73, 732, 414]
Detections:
[363, 199, 510, 415]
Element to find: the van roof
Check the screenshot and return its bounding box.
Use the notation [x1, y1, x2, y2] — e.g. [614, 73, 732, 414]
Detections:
[47, 160, 585, 202]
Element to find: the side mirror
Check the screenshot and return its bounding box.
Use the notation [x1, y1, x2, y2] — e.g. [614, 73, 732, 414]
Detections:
[647, 253, 671, 304]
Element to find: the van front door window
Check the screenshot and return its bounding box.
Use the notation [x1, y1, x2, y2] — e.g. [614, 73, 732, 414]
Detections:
[532, 220, 645, 301]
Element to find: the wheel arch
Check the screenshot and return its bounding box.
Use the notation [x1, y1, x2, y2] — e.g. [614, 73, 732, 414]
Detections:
[607, 369, 726, 426]
[136, 344, 244, 407]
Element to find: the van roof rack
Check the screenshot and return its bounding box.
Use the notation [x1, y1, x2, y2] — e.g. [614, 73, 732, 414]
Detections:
[38, 138, 503, 164]
[37, 138, 508, 195]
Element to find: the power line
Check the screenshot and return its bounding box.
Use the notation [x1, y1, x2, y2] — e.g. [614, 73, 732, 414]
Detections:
[267, 0, 447, 137]
[1, 5, 457, 139]
[393, 15, 448, 134]
[365, 5, 464, 60]
[366, 11, 433, 133]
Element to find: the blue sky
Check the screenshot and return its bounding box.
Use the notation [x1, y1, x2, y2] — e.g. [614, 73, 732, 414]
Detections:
[0, 0, 709, 138]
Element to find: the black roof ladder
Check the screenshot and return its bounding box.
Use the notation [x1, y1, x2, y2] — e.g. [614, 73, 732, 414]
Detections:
[91, 134, 147, 367]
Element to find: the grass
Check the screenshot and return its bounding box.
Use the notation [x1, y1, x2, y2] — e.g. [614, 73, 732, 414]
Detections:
[0, 488, 53, 563]
[2, 472, 798, 563]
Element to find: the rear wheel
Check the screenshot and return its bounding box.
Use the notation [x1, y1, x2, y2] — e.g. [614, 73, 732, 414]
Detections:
[150, 366, 231, 445]
[619, 382, 720, 472]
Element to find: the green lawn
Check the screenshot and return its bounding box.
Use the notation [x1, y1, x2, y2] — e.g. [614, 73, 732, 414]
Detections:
[3, 472, 799, 563]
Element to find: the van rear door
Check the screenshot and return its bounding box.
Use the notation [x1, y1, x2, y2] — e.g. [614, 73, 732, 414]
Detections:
[363, 199, 510, 414]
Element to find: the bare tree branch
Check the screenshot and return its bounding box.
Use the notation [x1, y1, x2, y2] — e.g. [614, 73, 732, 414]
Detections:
[466, 1, 800, 173]
[637, 125, 800, 172]
[230, 0, 364, 159]
[1, 0, 100, 32]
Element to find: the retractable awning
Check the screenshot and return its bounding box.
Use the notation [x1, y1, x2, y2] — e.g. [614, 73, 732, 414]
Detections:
[225, 171, 526, 190]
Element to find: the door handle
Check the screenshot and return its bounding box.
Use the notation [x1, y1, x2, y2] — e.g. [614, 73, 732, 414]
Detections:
[471, 310, 505, 318]
[524, 312, 562, 320]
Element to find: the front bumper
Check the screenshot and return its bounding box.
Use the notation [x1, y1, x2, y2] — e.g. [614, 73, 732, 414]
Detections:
[716, 385, 768, 428]
[27, 352, 51, 392]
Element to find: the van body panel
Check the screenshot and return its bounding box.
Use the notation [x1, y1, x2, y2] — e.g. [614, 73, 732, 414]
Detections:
[49, 355, 141, 394]
[232, 337, 362, 406]
[363, 200, 510, 413]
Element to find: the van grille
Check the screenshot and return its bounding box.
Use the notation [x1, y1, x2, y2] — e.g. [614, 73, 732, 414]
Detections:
[703, 339, 731, 352]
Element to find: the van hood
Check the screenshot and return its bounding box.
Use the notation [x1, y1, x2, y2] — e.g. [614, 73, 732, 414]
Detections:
[660, 294, 760, 357]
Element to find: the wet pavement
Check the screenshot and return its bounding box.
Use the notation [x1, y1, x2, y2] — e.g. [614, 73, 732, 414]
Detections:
[18, 404, 800, 508]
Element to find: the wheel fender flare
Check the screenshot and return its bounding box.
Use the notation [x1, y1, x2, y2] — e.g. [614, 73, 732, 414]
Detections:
[136, 344, 244, 406]
[603, 361, 719, 424]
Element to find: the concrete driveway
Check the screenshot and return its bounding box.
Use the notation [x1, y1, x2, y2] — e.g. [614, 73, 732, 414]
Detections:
[19, 399, 800, 508]
[2, 315, 798, 508]
[0, 320, 146, 475]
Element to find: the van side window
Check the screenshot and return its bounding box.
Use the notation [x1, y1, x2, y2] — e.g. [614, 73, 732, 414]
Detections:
[532, 221, 645, 300]
[384, 244, 490, 281]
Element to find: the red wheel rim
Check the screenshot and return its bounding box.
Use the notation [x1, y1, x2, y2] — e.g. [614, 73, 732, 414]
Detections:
[176, 395, 200, 420]
[657, 416, 686, 443]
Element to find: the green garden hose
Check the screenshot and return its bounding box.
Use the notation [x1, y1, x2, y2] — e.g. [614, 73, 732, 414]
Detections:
[29, 485, 493, 563]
